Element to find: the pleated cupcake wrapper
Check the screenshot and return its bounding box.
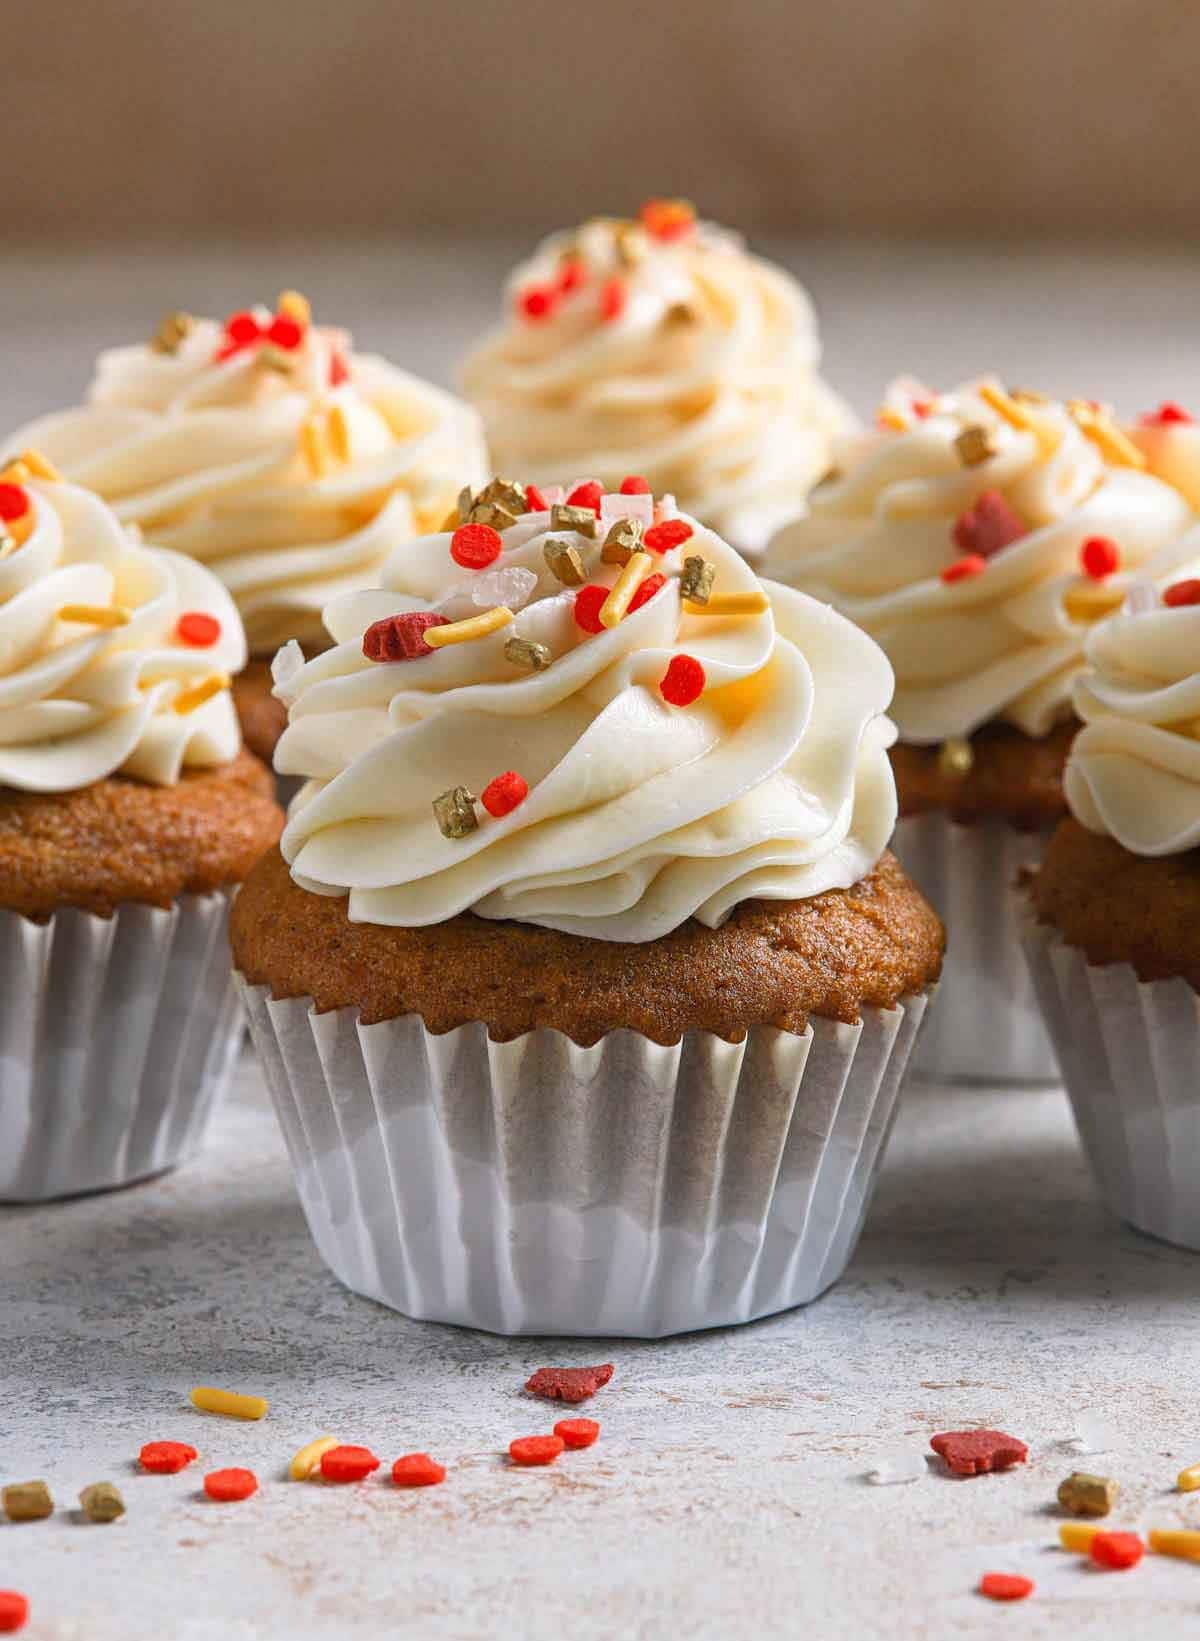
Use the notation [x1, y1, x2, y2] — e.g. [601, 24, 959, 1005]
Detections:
[236, 976, 932, 1338]
[892, 811, 1060, 1085]
[1019, 903, 1200, 1250]
[0, 892, 244, 1202]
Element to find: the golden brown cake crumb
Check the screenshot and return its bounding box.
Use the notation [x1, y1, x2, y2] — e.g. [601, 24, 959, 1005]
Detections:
[232, 658, 289, 765]
[891, 718, 1077, 829]
[1026, 817, 1200, 991]
[231, 847, 944, 1044]
[0, 750, 284, 920]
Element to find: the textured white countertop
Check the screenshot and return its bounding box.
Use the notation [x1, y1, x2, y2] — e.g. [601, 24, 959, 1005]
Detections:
[3, 239, 1200, 1639]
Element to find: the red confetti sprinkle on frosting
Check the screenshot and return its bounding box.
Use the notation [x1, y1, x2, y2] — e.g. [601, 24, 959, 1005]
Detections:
[599, 276, 627, 322]
[565, 480, 604, 513]
[941, 555, 987, 583]
[518, 285, 558, 322]
[557, 257, 588, 295]
[363, 610, 449, 661]
[481, 771, 528, 818]
[628, 572, 667, 612]
[644, 519, 693, 555]
[451, 522, 503, 570]
[525, 483, 549, 511]
[0, 483, 30, 523]
[660, 654, 706, 707]
[619, 475, 651, 495]
[1139, 401, 1193, 425]
[1080, 536, 1120, 579]
[573, 585, 609, 634]
[1164, 578, 1200, 608]
[951, 490, 1026, 558]
[176, 611, 222, 648]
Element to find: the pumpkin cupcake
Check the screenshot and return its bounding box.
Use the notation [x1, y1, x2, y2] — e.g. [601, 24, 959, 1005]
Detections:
[0, 455, 282, 1201]
[1022, 569, 1200, 1247]
[461, 202, 852, 556]
[232, 476, 942, 1337]
[766, 377, 1195, 1083]
[14, 292, 488, 762]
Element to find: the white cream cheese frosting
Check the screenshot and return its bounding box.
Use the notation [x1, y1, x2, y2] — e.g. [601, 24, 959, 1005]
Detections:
[0, 464, 244, 791]
[13, 298, 488, 654]
[765, 379, 1195, 744]
[273, 484, 898, 942]
[1065, 573, 1200, 856]
[460, 204, 853, 556]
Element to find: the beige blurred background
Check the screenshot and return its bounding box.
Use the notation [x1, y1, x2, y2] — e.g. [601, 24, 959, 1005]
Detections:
[11, 0, 1200, 241]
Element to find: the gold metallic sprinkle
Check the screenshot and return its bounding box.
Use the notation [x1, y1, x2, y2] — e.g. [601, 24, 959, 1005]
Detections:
[423, 606, 514, 648]
[276, 289, 312, 326]
[550, 503, 598, 539]
[600, 552, 655, 628]
[504, 635, 552, 672]
[469, 501, 518, 531]
[475, 477, 528, 515]
[3, 1481, 52, 1521]
[300, 415, 332, 478]
[433, 786, 478, 839]
[954, 425, 997, 467]
[290, 1436, 339, 1482]
[79, 1482, 125, 1523]
[173, 674, 230, 715]
[683, 590, 769, 617]
[328, 404, 352, 465]
[457, 484, 476, 523]
[150, 311, 194, 355]
[937, 737, 974, 778]
[15, 448, 60, 481]
[1150, 1528, 1200, 1562]
[679, 555, 716, 604]
[1057, 1473, 1118, 1518]
[601, 518, 645, 565]
[664, 301, 698, 327]
[544, 538, 587, 586]
[57, 603, 132, 629]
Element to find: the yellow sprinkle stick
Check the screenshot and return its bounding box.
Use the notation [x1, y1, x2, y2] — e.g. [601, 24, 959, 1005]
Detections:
[300, 416, 331, 479]
[1059, 1522, 1102, 1553]
[423, 606, 513, 648]
[0, 459, 30, 484]
[876, 407, 908, 432]
[683, 590, 770, 617]
[977, 381, 1060, 457]
[173, 675, 230, 716]
[1150, 1528, 1200, 1561]
[1069, 402, 1147, 469]
[57, 604, 132, 629]
[1178, 1463, 1200, 1493]
[277, 289, 312, 327]
[290, 1435, 339, 1481]
[16, 448, 60, 481]
[599, 551, 654, 628]
[190, 1385, 269, 1421]
[328, 404, 351, 465]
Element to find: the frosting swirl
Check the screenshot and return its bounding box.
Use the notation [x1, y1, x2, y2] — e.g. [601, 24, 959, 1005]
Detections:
[765, 379, 1194, 743]
[0, 468, 244, 791]
[274, 489, 897, 942]
[1065, 576, 1200, 855]
[461, 207, 852, 556]
[14, 301, 488, 654]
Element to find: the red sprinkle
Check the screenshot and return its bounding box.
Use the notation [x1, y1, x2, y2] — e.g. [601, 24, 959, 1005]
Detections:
[573, 585, 609, 634]
[481, 770, 529, 818]
[644, 518, 693, 555]
[203, 1467, 258, 1502]
[1090, 1531, 1144, 1571]
[509, 1435, 565, 1467]
[554, 1418, 600, 1450]
[526, 1364, 614, 1404]
[1139, 400, 1193, 425]
[557, 257, 588, 295]
[266, 314, 304, 350]
[941, 555, 988, 584]
[566, 480, 604, 513]
[176, 611, 222, 648]
[0, 483, 30, 523]
[329, 348, 351, 388]
[224, 311, 261, 347]
[930, 1429, 1028, 1476]
[660, 654, 706, 707]
[1164, 578, 1200, 608]
[0, 1593, 28, 1634]
[518, 284, 559, 322]
[619, 475, 651, 495]
[525, 482, 549, 512]
[629, 572, 667, 612]
[140, 1440, 199, 1474]
[451, 522, 503, 570]
[639, 198, 696, 241]
[320, 1445, 381, 1484]
[599, 276, 627, 322]
[363, 611, 449, 662]
[951, 490, 1027, 558]
[392, 1453, 447, 1488]
[1080, 535, 1120, 579]
[978, 1573, 1034, 1603]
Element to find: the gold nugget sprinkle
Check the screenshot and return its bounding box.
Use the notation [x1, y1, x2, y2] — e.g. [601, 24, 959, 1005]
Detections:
[664, 301, 698, 328]
[475, 476, 528, 515]
[300, 415, 332, 478]
[79, 1482, 125, 1523]
[954, 425, 996, 467]
[544, 538, 587, 587]
[550, 503, 598, 539]
[433, 786, 478, 839]
[683, 590, 769, 617]
[600, 552, 655, 629]
[504, 635, 552, 672]
[457, 484, 476, 522]
[423, 606, 513, 648]
[679, 555, 716, 604]
[601, 518, 645, 565]
[57, 603, 132, 629]
[173, 674, 230, 715]
[3, 1481, 53, 1521]
[937, 737, 974, 778]
[150, 310, 194, 355]
[469, 501, 518, 531]
[276, 289, 312, 326]
[1057, 1473, 1118, 1518]
[1068, 401, 1147, 469]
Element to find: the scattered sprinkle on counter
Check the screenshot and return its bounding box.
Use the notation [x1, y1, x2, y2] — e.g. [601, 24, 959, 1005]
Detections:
[525, 1364, 614, 1403]
[2, 1481, 52, 1521]
[929, 1429, 1028, 1476]
[319, 1445, 381, 1483]
[1090, 1531, 1144, 1570]
[392, 1454, 447, 1488]
[509, 1435, 565, 1468]
[1057, 1472, 1118, 1516]
[289, 1436, 340, 1481]
[79, 1482, 125, 1523]
[555, 1419, 600, 1450]
[190, 1386, 269, 1421]
[1149, 1528, 1200, 1562]
[203, 1468, 258, 1503]
[0, 1592, 28, 1633]
[140, 1440, 198, 1474]
[978, 1573, 1034, 1602]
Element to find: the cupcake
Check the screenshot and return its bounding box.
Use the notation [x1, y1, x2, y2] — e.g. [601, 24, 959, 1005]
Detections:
[1022, 571, 1200, 1247]
[766, 377, 1194, 1083]
[0, 454, 283, 1201]
[231, 477, 943, 1337]
[460, 201, 852, 556]
[14, 293, 488, 762]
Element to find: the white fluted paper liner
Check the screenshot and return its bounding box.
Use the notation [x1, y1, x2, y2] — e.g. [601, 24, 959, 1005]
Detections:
[0, 892, 243, 1202]
[893, 811, 1059, 1084]
[1019, 903, 1200, 1250]
[235, 976, 931, 1337]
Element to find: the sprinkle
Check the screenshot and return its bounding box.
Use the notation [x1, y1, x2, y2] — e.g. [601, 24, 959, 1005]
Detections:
[518, 284, 559, 321]
[679, 556, 715, 604]
[978, 1574, 1033, 1603]
[275, 289, 312, 327]
[364, 611, 449, 661]
[2, 1482, 52, 1522]
[319, 1446, 381, 1484]
[1057, 1472, 1118, 1517]
[0, 1592, 28, 1633]
[938, 737, 974, 777]
[173, 675, 229, 715]
[481, 770, 529, 817]
[629, 572, 667, 612]
[951, 490, 1027, 557]
[79, 1482, 125, 1523]
[876, 407, 909, 432]
[1164, 578, 1200, 608]
[930, 1429, 1028, 1476]
[329, 348, 350, 388]
[954, 425, 997, 467]
[150, 311, 194, 354]
[565, 480, 604, 514]
[573, 584, 609, 634]
[1059, 1522, 1102, 1553]
[300, 415, 332, 478]
[660, 654, 706, 707]
[392, 1454, 447, 1488]
[620, 475, 651, 495]
[1149, 1528, 1200, 1561]
[526, 482, 549, 511]
[0, 483, 30, 522]
[469, 501, 519, 531]
[544, 538, 588, 586]
[1091, 1531, 1144, 1571]
[509, 1435, 565, 1468]
[1080, 536, 1120, 579]
[14, 448, 60, 481]
[457, 484, 476, 522]
[476, 476, 529, 515]
[977, 381, 1059, 455]
[433, 787, 478, 839]
[190, 1385, 268, 1421]
[601, 517, 645, 565]
[1064, 582, 1124, 622]
[57, 603, 132, 628]
[600, 551, 656, 628]
[327, 404, 351, 464]
[423, 606, 514, 648]
[554, 1419, 600, 1450]
[289, 1436, 339, 1481]
[526, 1364, 614, 1403]
[1178, 1463, 1200, 1492]
[203, 1468, 258, 1502]
[140, 1441, 198, 1474]
[504, 635, 553, 672]
[451, 522, 504, 571]
[1069, 401, 1147, 468]
[550, 502, 598, 539]
[683, 590, 768, 617]
[266, 314, 305, 352]
[1139, 401, 1193, 425]
[557, 256, 588, 295]
[644, 518, 694, 555]
[176, 611, 222, 648]
[639, 197, 696, 240]
[942, 555, 987, 583]
[664, 301, 698, 327]
[223, 310, 262, 348]
[599, 276, 627, 322]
